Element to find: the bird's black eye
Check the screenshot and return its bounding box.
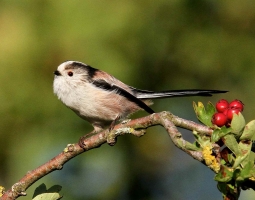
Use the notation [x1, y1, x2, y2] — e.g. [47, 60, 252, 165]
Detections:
[67, 71, 73, 77]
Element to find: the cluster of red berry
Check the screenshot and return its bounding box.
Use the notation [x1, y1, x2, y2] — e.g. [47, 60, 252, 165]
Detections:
[211, 99, 244, 127]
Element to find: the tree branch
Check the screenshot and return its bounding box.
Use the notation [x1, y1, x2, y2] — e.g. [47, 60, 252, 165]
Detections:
[0, 111, 214, 200]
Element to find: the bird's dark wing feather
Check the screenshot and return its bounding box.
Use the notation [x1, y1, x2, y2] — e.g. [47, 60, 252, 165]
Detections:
[91, 79, 155, 114]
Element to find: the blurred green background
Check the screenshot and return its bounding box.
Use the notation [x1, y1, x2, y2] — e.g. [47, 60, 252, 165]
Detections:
[0, 0, 255, 199]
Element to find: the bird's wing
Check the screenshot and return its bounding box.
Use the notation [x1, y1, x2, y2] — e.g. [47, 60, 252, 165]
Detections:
[90, 71, 155, 114]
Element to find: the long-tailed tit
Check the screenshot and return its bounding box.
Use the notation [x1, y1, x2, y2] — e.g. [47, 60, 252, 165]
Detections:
[53, 61, 227, 132]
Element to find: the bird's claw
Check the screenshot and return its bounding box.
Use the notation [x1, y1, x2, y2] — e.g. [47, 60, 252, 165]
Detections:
[78, 136, 87, 149]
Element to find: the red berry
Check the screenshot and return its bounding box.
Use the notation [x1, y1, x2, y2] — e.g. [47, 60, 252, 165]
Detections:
[229, 100, 244, 112]
[223, 109, 228, 116]
[216, 99, 229, 113]
[226, 108, 241, 120]
[212, 113, 228, 127]
[222, 109, 231, 126]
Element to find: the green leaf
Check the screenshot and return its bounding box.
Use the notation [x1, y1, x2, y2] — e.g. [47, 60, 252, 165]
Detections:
[248, 151, 255, 162]
[227, 153, 235, 165]
[236, 161, 254, 182]
[193, 101, 216, 127]
[193, 131, 211, 147]
[211, 129, 221, 143]
[211, 127, 232, 143]
[223, 134, 241, 157]
[33, 193, 62, 200]
[217, 182, 228, 196]
[230, 113, 245, 136]
[240, 120, 255, 141]
[217, 182, 237, 199]
[33, 184, 62, 200]
[233, 140, 252, 168]
[205, 101, 217, 119]
[215, 165, 233, 182]
[234, 156, 247, 169]
[185, 141, 201, 151]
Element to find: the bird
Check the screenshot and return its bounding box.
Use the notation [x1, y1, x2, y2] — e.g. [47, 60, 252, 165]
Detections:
[53, 61, 227, 133]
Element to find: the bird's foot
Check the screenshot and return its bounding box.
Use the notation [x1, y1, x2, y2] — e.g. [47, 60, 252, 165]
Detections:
[78, 135, 87, 149]
[78, 131, 97, 149]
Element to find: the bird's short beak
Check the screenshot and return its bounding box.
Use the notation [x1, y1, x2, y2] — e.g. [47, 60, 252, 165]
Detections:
[54, 70, 61, 76]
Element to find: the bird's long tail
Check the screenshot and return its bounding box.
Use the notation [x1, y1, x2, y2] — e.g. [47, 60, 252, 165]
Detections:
[133, 89, 228, 99]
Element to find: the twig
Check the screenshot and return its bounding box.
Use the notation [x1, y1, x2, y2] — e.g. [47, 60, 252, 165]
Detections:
[0, 111, 214, 200]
